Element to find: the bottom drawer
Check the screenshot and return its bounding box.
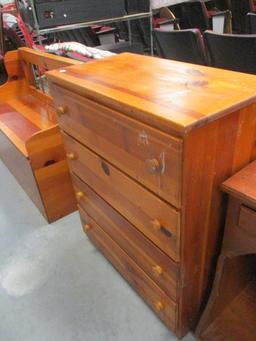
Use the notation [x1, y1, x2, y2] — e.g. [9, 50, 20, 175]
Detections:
[79, 206, 177, 333]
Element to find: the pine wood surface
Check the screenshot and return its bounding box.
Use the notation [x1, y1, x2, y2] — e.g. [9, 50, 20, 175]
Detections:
[47, 53, 256, 135]
[51, 84, 183, 208]
[63, 131, 180, 262]
[0, 47, 79, 222]
[72, 173, 179, 301]
[79, 206, 178, 332]
[47, 53, 256, 338]
[197, 161, 256, 340]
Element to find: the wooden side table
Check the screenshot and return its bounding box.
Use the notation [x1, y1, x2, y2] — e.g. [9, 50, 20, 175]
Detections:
[196, 160, 256, 341]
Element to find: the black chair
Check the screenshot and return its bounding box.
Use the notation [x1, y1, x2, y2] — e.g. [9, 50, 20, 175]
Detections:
[181, 1, 212, 32]
[213, 0, 231, 10]
[153, 28, 207, 65]
[204, 30, 256, 74]
[180, 0, 231, 33]
[230, 0, 256, 33]
[247, 12, 256, 33]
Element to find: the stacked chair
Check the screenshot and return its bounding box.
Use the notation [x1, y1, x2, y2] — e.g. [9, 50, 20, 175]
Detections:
[153, 1, 256, 74]
[179, 1, 232, 33]
[154, 26, 256, 74]
[204, 31, 256, 74]
[153, 28, 207, 65]
[247, 12, 256, 33]
[230, 0, 256, 33]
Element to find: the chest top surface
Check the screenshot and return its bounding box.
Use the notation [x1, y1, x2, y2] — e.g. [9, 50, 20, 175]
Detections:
[222, 161, 256, 208]
[47, 53, 256, 135]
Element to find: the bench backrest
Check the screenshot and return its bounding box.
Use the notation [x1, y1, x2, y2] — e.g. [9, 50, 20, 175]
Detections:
[2, 47, 82, 99]
[17, 47, 82, 95]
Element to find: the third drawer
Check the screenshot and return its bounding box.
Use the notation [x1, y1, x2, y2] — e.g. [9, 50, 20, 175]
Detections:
[74, 173, 179, 301]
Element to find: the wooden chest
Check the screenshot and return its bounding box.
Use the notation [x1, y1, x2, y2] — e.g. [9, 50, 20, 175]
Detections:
[47, 53, 256, 338]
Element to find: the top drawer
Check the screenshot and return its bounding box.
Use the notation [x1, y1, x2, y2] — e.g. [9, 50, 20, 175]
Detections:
[51, 85, 183, 208]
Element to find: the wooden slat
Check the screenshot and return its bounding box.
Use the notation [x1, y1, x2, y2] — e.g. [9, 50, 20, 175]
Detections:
[18, 47, 82, 71]
[34, 160, 77, 223]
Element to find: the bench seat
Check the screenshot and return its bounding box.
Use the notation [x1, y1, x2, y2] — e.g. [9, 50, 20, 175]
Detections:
[0, 48, 82, 222]
[0, 95, 55, 156]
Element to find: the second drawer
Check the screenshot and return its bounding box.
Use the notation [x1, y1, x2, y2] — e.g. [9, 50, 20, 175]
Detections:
[74, 174, 179, 301]
[63, 132, 180, 261]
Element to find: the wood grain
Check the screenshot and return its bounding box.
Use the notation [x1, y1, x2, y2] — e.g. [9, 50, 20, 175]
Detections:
[74, 174, 179, 301]
[0, 47, 79, 222]
[26, 125, 66, 170]
[47, 53, 256, 136]
[52, 85, 183, 208]
[222, 160, 256, 208]
[80, 205, 178, 332]
[48, 53, 256, 338]
[34, 160, 77, 222]
[63, 132, 180, 261]
[197, 164, 256, 340]
[0, 130, 46, 218]
[179, 105, 256, 337]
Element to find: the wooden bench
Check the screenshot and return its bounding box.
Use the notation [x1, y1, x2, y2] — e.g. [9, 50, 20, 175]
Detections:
[0, 47, 82, 222]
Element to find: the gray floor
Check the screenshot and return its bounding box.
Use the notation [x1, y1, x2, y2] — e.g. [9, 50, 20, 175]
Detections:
[0, 159, 196, 341]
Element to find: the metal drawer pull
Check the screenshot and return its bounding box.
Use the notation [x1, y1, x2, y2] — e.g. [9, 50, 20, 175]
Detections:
[155, 301, 164, 312]
[145, 158, 162, 174]
[76, 191, 85, 201]
[151, 219, 173, 238]
[57, 105, 68, 116]
[152, 265, 163, 276]
[66, 152, 78, 160]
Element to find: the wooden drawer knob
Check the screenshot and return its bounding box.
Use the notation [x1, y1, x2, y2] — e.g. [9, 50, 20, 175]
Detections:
[152, 265, 163, 276]
[151, 219, 161, 231]
[57, 105, 68, 116]
[84, 223, 92, 231]
[76, 191, 85, 201]
[155, 301, 164, 312]
[145, 158, 162, 174]
[66, 152, 77, 160]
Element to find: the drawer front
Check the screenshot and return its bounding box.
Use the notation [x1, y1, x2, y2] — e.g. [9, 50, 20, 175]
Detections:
[75, 174, 179, 301]
[238, 205, 256, 238]
[52, 85, 183, 208]
[80, 206, 177, 333]
[63, 132, 180, 261]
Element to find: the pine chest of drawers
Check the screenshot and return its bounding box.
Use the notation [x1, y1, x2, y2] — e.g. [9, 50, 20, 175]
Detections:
[47, 53, 256, 338]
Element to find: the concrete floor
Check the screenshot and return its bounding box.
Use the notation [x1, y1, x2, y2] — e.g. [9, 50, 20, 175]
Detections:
[0, 159, 196, 341]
